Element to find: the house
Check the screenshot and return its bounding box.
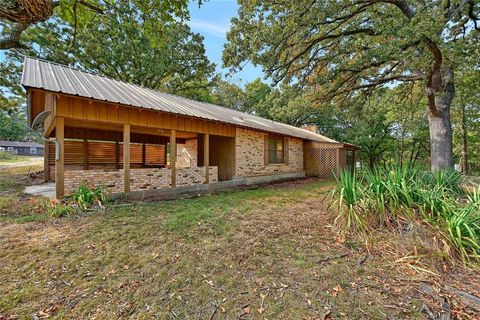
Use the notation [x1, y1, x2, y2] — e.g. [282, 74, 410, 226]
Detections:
[0, 141, 44, 156]
[22, 57, 356, 199]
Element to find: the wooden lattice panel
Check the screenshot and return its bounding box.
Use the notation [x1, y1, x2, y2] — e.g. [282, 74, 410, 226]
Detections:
[304, 147, 339, 179]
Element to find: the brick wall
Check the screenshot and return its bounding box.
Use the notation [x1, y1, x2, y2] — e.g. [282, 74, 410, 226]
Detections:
[235, 128, 304, 177]
[64, 169, 123, 194]
[177, 139, 198, 168]
[177, 166, 218, 186]
[63, 166, 218, 195]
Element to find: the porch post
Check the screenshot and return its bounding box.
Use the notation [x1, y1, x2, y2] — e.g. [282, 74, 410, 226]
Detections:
[123, 124, 130, 193]
[142, 141, 146, 167]
[204, 133, 209, 184]
[170, 129, 176, 187]
[55, 117, 64, 199]
[83, 138, 89, 170]
[44, 139, 49, 182]
[115, 139, 120, 169]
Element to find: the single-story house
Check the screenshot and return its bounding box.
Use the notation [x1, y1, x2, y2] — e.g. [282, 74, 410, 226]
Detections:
[22, 57, 356, 199]
[0, 140, 44, 156]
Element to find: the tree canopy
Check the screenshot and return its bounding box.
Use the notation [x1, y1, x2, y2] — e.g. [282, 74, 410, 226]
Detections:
[0, 0, 198, 50]
[224, 0, 480, 170]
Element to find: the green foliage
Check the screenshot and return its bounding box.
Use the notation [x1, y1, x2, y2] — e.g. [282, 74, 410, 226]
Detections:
[332, 164, 480, 262]
[224, 1, 477, 94]
[332, 170, 366, 232]
[45, 201, 75, 218]
[1, 0, 214, 119]
[70, 184, 107, 211]
[0, 151, 13, 160]
[0, 109, 38, 141]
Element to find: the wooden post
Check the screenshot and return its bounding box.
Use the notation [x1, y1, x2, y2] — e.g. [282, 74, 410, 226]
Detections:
[204, 133, 209, 184]
[115, 140, 120, 169]
[170, 129, 176, 187]
[123, 124, 130, 193]
[83, 138, 89, 170]
[44, 140, 49, 182]
[55, 117, 64, 199]
[142, 141, 146, 167]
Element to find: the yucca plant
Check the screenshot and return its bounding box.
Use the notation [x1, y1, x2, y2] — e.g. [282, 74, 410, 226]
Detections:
[444, 206, 480, 261]
[331, 169, 368, 232]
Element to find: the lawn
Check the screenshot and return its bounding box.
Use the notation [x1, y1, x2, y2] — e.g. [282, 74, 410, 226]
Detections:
[0, 155, 43, 165]
[0, 168, 479, 319]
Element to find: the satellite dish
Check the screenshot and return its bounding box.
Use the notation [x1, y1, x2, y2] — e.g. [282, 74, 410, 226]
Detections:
[31, 111, 51, 131]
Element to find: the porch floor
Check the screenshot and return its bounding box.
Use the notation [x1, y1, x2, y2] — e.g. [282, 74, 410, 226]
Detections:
[25, 183, 55, 199]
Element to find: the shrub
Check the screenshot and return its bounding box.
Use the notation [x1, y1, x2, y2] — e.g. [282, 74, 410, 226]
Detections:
[70, 184, 107, 210]
[332, 164, 480, 263]
[332, 169, 366, 232]
[0, 151, 13, 160]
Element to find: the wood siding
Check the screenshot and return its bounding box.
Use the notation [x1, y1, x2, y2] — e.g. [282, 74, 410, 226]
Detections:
[53, 94, 236, 137]
[48, 141, 166, 168]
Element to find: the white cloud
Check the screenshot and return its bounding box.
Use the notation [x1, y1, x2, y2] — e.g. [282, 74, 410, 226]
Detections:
[188, 19, 229, 37]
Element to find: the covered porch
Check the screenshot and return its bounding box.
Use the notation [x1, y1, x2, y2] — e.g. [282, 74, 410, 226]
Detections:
[34, 92, 236, 199]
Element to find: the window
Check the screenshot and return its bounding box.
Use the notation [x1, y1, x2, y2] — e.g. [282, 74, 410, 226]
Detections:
[7, 147, 13, 151]
[268, 137, 284, 164]
[30, 147, 37, 154]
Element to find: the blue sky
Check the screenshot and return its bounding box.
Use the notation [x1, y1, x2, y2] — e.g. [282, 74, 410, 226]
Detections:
[187, 0, 264, 85]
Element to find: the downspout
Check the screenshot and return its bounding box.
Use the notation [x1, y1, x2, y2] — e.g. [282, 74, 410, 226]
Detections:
[46, 138, 60, 161]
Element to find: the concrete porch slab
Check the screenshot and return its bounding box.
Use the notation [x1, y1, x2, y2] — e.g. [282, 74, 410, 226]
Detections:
[24, 183, 55, 199]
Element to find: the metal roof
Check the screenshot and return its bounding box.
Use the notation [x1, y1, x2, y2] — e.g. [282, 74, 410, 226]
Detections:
[22, 57, 339, 144]
[0, 141, 43, 148]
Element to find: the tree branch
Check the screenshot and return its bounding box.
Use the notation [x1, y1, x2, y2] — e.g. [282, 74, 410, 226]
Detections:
[0, 23, 29, 49]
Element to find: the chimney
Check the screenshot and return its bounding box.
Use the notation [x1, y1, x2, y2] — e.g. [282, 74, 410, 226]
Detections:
[302, 125, 319, 133]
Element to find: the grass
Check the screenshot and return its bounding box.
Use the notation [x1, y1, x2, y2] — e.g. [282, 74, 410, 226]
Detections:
[0, 155, 42, 164]
[0, 167, 479, 318]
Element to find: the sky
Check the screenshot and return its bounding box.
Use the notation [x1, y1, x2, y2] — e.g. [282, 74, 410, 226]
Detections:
[187, 0, 265, 85]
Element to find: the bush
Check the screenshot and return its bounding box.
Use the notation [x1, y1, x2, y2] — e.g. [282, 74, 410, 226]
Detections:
[70, 184, 107, 210]
[332, 164, 480, 263]
[0, 151, 13, 160]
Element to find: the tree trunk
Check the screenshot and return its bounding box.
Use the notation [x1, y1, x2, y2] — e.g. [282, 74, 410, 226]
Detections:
[427, 66, 455, 171]
[460, 103, 469, 174]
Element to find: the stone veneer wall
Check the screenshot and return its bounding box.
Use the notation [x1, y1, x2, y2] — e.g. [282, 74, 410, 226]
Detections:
[63, 166, 218, 194]
[235, 128, 304, 177]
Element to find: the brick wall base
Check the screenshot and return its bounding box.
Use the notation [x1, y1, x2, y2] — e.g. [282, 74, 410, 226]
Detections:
[63, 166, 218, 195]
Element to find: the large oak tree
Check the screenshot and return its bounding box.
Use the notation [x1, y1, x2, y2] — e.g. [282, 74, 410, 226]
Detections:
[0, 0, 195, 49]
[223, 0, 480, 170]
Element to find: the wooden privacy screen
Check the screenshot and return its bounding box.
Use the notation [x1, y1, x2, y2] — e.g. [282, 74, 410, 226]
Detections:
[48, 140, 166, 168]
[304, 147, 339, 179]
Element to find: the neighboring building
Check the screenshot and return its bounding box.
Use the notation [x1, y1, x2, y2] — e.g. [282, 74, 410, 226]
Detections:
[0, 141, 44, 156]
[22, 57, 356, 199]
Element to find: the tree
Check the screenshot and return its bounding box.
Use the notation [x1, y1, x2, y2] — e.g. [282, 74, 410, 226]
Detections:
[224, 0, 480, 171]
[0, 0, 195, 50]
[211, 79, 247, 111]
[0, 109, 38, 141]
[1, 0, 215, 109]
[452, 70, 480, 173]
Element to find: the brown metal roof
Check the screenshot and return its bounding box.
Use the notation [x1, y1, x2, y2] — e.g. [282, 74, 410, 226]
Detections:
[21, 56, 340, 144]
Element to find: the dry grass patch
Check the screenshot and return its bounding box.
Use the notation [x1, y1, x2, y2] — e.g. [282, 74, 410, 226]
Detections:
[0, 177, 479, 319]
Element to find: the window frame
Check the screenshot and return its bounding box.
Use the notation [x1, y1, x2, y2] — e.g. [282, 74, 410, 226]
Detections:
[267, 136, 285, 164]
[30, 147, 37, 154]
